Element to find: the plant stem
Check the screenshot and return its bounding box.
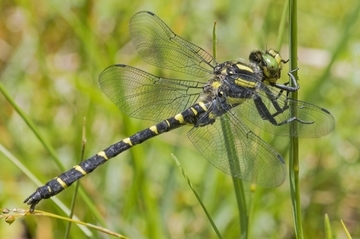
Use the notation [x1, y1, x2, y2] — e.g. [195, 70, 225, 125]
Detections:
[213, 21, 248, 238]
[288, 0, 303, 238]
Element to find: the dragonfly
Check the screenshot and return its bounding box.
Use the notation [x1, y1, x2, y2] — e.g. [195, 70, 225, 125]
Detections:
[24, 11, 334, 212]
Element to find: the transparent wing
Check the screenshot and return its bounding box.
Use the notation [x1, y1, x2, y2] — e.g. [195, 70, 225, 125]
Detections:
[236, 83, 335, 138]
[98, 64, 204, 121]
[129, 11, 215, 77]
[188, 111, 286, 188]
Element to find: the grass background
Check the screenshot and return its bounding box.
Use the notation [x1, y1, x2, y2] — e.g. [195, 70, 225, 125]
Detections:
[0, 0, 359, 238]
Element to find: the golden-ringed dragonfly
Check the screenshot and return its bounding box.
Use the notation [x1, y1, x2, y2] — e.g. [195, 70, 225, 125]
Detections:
[24, 11, 334, 212]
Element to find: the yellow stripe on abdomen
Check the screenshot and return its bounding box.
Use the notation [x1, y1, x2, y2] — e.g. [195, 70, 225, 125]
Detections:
[122, 137, 133, 146]
[74, 165, 87, 175]
[149, 125, 159, 134]
[198, 102, 208, 111]
[174, 113, 185, 123]
[56, 178, 68, 188]
[97, 151, 109, 160]
[190, 107, 198, 115]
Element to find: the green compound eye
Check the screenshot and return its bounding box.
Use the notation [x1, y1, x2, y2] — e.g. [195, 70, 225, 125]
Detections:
[261, 51, 283, 83]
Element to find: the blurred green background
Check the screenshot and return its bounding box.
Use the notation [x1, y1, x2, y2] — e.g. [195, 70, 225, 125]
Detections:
[0, 0, 359, 238]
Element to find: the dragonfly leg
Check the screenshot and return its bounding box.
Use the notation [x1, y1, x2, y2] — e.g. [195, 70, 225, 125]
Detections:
[270, 68, 300, 102]
[253, 94, 314, 126]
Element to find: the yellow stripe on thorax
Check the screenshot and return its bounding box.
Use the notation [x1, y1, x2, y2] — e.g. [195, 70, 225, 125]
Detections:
[211, 81, 221, 89]
[226, 96, 246, 105]
[235, 63, 254, 73]
[234, 78, 257, 88]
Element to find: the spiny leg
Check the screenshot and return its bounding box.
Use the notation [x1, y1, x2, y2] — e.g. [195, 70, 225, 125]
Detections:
[253, 94, 314, 126]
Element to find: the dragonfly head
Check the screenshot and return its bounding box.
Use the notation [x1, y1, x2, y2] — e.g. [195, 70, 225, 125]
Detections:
[249, 49, 288, 84]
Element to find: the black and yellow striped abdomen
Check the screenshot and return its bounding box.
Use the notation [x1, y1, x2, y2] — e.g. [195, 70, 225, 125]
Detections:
[24, 102, 209, 211]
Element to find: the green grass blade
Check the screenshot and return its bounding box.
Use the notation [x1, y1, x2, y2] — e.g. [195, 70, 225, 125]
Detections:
[0, 144, 93, 237]
[0, 82, 64, 171]
[213, 19, 248, 238]
[212, 21, 217, 63]
[0, 82, 106, 227]
[288, 0, 303, 238]
[1, 208, 128, 238]
[220, 118, 249, 238]
[171, 154, 223, 239]
[341, 220, 352, 239]
[324, 214, 333, 239]
[65, 118, 87, 238]
[304, 1, 360, 102]
[276, 0, 289, 51]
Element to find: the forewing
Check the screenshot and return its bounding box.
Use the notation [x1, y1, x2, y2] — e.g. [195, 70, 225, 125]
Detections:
[99, 64, 204, 121]
[187, 112, 286, 188]
[129, 11, 214, 77]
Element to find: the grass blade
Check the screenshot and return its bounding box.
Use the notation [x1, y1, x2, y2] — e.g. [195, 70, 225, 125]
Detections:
[213, 19, 249, 238]
[0, 82, 106, 228]
[0, 144, 93, 237]
[324, 214, 333, 239]
[288, 0, 304, 238]
[341, 220, 352, 239]
[171, 154, 223, 239]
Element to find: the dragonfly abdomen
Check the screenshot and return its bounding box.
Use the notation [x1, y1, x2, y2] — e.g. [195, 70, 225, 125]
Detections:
[24, 102, 210, 212]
